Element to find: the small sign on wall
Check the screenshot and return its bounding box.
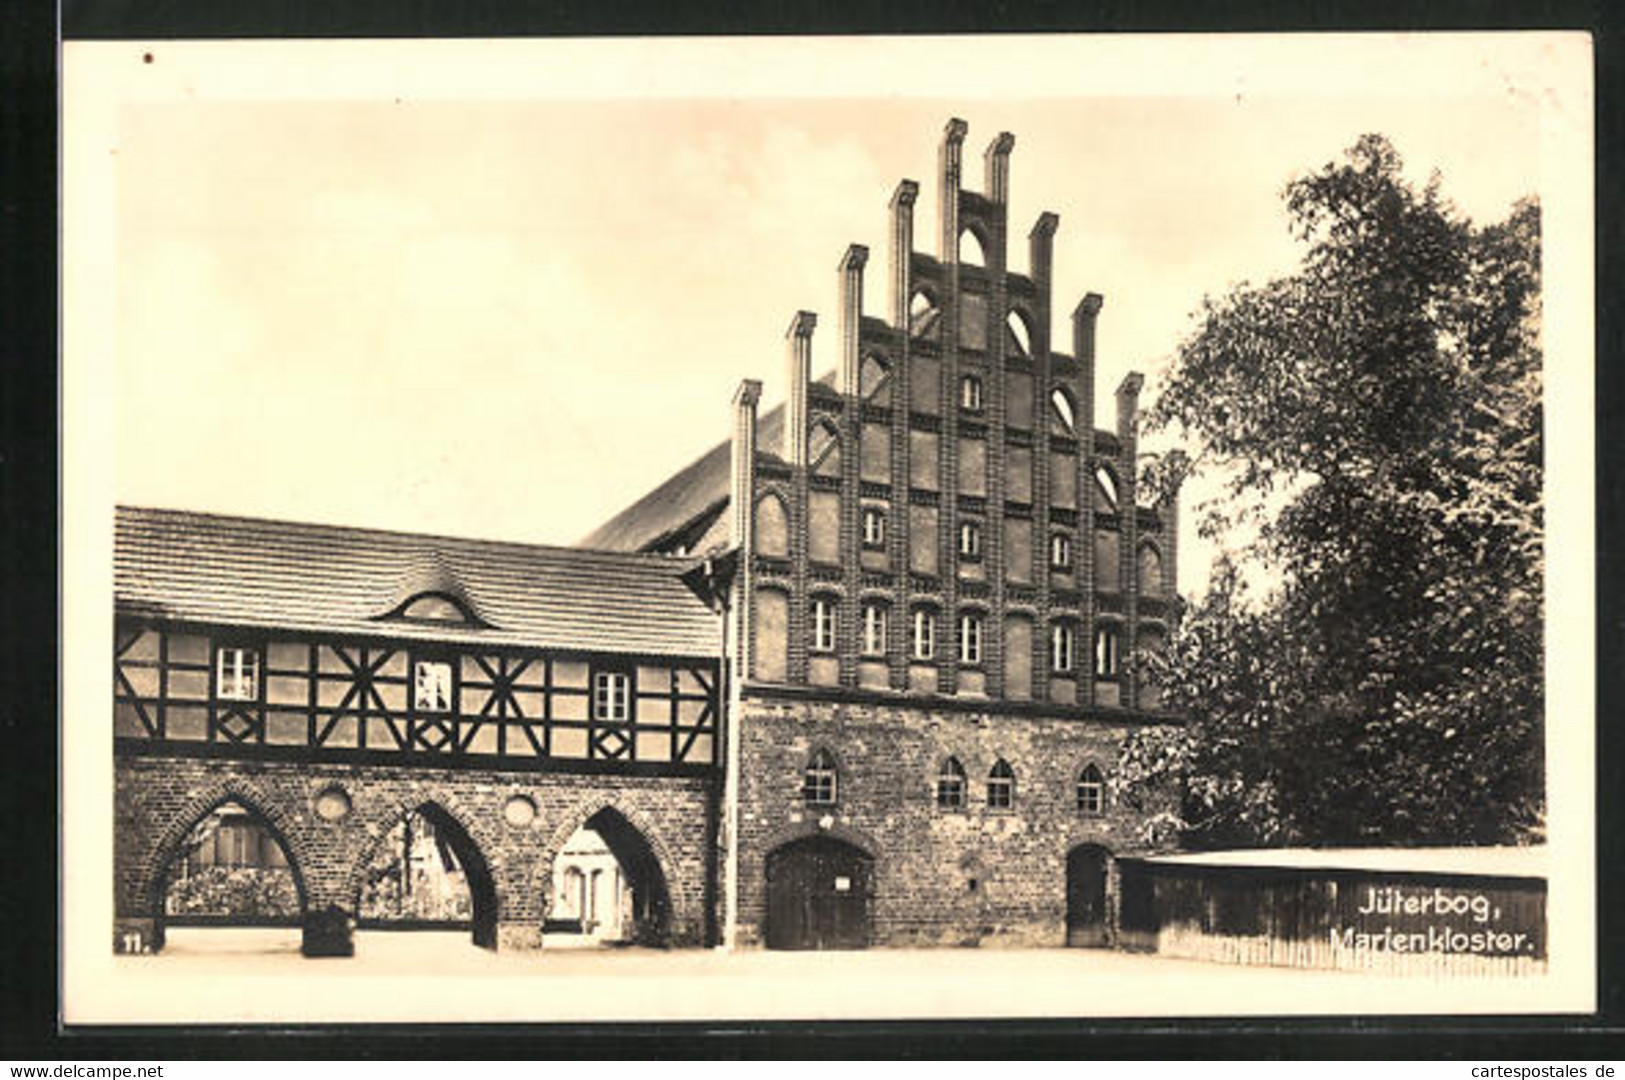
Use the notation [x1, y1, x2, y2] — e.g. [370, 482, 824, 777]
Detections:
[834, 876, 851, 893]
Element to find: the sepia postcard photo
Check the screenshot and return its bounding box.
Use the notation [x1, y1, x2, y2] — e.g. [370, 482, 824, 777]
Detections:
[60, 32, 1596, 1024]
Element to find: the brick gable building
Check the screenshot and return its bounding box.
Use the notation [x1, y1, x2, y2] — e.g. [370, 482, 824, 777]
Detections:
[112, 118, 1180, 956]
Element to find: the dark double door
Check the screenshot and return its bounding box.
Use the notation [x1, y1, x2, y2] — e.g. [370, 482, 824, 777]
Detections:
[766, 836, 872, 950]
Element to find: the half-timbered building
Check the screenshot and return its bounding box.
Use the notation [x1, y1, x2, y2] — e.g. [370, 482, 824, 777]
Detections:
[113, 507, 725, 955]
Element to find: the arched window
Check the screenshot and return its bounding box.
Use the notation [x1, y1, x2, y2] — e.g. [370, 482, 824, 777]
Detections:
[936, 757, 967, 809]
[803, 748, 838, 806]
[1139, 544, 1163, 595]
[987, 759, 1015, 809]
[1050, 388, 1077, 436]
[958, 227, 988, 267]
[1005, 310, 1033, 356]
[909, 290, 942, 341]
[754, 493, 790, 557]
[1094, 626, 1120, 677]
[1076, 764, 1106, 815]
[808, 420, 840, 475]
[397, 594, 471, 624]
[1095, 465, 1120, 510]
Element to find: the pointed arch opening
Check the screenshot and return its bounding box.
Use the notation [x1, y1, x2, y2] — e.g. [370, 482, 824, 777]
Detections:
[753, 492, 790, 558]
[355, 802, 499, 950]
[1095, 463, 1121, 510]
[958, 226, 988, 267]
[150, 796, 309, 955]
[1050, 387, 1078, 436]
[545, 806, 672, 948]
[1005, 309, 1033, 356]
[1076, 763, 1107, 815]
[909, 289, 942, 342]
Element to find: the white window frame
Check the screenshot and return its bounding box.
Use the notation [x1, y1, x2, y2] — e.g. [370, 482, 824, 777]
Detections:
[1051, 623, 1076, 674]
[958, 520, 982, 561]
[1077, 765, 1106, 815]
[912, 609, 936, 660]
[987, 761, 1015, 809]
[414, 659, 454, 713]
[593, 670, 631, 722]
[216, 646, 259, 702]
[959, 373, 984, 412]
[936, 758, 967, 809]
[862, 506, 886, 548]
[959, 613, 984, 666]
[812, 598, 837, 653]
[803, 750, 838, 805]
[1095, 626, 1120, 677]
[862, 603, 888, 657]
[1051, 532, 1072, 571]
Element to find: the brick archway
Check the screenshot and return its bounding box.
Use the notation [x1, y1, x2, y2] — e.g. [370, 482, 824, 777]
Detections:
[343, 788, 507, 931]
[136, 775, 312, 919]
[534, 795, 684, 942]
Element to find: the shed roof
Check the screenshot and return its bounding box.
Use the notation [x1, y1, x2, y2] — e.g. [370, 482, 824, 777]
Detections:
[1141, 846, 1547, 879]
[115, 505, 720, 657]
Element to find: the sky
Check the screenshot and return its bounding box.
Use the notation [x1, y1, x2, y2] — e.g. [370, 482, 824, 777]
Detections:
[91, 36, 1559, 596]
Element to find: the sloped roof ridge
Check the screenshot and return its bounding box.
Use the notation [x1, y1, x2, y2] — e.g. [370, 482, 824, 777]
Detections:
[116, 504, 702, 566]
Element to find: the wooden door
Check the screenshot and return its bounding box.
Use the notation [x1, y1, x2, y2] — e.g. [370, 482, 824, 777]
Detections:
[766, 837, 872, 950]
[1066, 845, 1110, 947]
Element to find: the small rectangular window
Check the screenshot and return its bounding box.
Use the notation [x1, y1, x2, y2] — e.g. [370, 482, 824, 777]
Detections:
[958, 520, 982, 561]
[862, 507, 886, 549]
[1051, 533, 1072, 571]
[959, 613, 983, 666]
[593, 671, 630, 721]
[812, 598, 837, 653]
[912, 609, 936, 660]
[1094, 627, 1120, 677]
[216, 646, 260, 701]
[959, 374, 984, 412]
[1051, 624, 1075, 673]
[862, 604, 888, 657]
[414, 660, 454, 712]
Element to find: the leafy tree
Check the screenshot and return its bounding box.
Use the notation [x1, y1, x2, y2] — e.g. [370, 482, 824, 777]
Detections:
[1122, 135, 1543, 848]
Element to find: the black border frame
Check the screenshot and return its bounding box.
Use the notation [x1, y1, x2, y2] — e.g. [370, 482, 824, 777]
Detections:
[5, 0, 1619, 1060]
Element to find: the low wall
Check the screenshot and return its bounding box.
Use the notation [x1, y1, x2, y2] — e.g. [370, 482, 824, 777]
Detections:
[1118, 853, 1546, 976]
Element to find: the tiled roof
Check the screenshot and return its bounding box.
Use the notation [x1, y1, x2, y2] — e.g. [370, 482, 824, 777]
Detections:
[115, 506, 721, 657]
[579, 376, 1126, 553]
[580, 401, 786, 552]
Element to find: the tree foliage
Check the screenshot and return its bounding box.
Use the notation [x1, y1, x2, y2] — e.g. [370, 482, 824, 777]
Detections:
[1122, 135, 1543, 848]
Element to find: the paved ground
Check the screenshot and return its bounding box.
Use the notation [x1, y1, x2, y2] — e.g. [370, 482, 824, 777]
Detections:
[80, 928, 1559, 1024]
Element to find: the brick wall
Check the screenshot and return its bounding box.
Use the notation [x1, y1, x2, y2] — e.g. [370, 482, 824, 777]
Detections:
[114, 754, 715, 953]
[733, 693, 1174, 948]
